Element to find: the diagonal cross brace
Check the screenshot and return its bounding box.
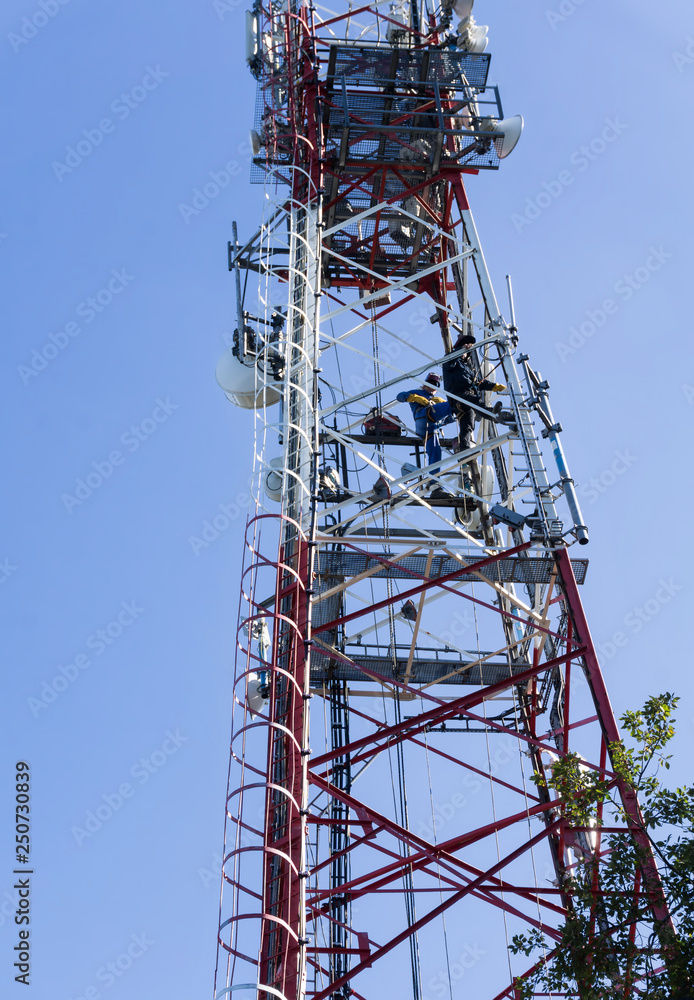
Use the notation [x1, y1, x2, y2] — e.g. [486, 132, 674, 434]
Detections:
[308, 772, 561, 901]
[311, 647, 586, 768]
[308, 818, 563, 1000]
[555, 548, 675, 935]
[315, 542, 532, 634]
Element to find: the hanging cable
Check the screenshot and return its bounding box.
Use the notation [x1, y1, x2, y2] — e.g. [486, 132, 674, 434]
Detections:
[371, 307, 423, 1000]
[473, 579, 515, 986]
[422, 701, 454, 1000]
[511, 681, 555, 996]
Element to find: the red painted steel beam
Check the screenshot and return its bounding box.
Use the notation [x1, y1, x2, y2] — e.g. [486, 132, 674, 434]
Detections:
[539, 715, 599, 741]
[317, 545, 576, 646]
[339, 818, 568, 923]
[316, 541, 531, 633]
[309, 818, 562, 1000]
[316, 5, 426, 36]
[306, 777, 569, 932]
[308, 824, 567, 930]
[309, 823, 385, 879]
[555, 548, 675, 936]
[311, 639, 448, 707]
[311, 647, 586, 768]
[309, 774, 561, 899]
[454, 706, 611, 776]
[408, 736, 542, 802]
[315, 539, 549, 614]
[305, 956, 371, 1000]
[445, 169, 471, 210]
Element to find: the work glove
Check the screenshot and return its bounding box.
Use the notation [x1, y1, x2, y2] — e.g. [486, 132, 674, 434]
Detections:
[407, 393, 430, 406]
[490, 383, 506, 393]
[429, 395, 445, 404]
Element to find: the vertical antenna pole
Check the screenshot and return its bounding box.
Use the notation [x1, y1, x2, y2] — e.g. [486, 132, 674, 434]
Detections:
[506, 274, 517, 332]
[231, 220, 245, 347]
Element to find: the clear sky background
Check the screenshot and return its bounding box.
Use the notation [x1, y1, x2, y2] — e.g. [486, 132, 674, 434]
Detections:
[1, 0, 693, 998]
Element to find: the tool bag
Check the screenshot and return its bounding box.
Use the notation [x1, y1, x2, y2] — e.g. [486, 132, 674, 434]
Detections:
[362, 407, 403, 437]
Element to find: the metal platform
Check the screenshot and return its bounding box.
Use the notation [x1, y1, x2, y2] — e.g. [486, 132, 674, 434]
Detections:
[326, 44, 492, 90]
[320, 432, 428, 447]
[250, 44, 496, 184]
[309, 650, 523, 687]
[315, 551, 589, 586]
[324, 85, 501, 172]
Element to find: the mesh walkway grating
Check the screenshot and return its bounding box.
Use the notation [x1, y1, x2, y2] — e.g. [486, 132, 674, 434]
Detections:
[328, 45, 492, 89]
[314, 552, 589, 586]
[309, 652, 521, 687]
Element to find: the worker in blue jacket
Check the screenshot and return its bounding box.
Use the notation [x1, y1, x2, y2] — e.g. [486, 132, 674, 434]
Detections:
[396, 373, 455, 495]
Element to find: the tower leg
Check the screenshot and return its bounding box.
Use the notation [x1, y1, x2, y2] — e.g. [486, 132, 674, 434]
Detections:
[555, 547, 674, 936]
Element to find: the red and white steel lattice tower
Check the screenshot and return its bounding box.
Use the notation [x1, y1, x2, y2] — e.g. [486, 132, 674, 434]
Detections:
[213, 3, 674, 999]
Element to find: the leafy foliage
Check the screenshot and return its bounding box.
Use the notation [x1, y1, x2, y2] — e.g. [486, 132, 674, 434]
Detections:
[510, 694, 694, 999]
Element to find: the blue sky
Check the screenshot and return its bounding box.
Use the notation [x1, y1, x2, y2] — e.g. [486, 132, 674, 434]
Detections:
[1, 0, 693, 997]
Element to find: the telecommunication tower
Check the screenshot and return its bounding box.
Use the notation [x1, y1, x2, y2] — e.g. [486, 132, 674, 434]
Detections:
[213, 2, 673, 998]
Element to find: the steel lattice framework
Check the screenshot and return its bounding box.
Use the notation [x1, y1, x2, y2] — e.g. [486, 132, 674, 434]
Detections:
[213, 4, 674, 1000]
